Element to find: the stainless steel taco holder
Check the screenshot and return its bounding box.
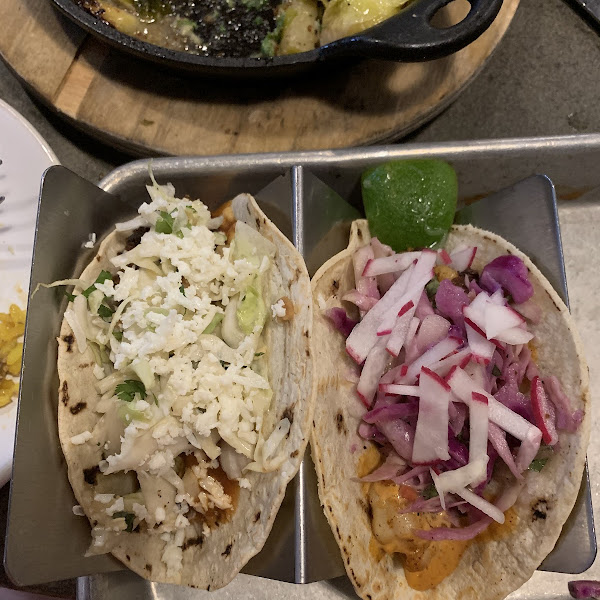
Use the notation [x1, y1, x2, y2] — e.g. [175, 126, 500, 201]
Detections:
[5, 135, 600, 598]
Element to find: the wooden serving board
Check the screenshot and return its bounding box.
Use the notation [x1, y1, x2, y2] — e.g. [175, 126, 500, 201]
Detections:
[0, 0, 518, 156]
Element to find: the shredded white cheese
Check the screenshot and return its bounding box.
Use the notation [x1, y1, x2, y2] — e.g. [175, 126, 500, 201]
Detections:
[271, 299, 286, 318]
[70, 431, 92, 445]
[66, 182, 295, 578]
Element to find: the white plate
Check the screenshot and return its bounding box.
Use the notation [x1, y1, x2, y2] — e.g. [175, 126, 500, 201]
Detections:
[0, 99, 58, 487]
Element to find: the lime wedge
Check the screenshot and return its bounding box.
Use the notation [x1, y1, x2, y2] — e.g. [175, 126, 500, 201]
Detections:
[361, 159, 458, 251]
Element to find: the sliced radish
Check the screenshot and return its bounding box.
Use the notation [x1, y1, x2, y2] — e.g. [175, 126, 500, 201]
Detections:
[463, 292, 490, 329]
[416, 314, 451, 353]
[404, 317, 421, 350]
[412, 367, 451, 465]
[465, 318, 495, 364]
[379, 384, 420, 396]
[484, 303, 525, 339]
[470, 391, 490, 466]
[530, 376, 558, 445]
[356, 337, 390, 407]
[376, 269, 432, 335]
[488, 422, 521, 479]
[492, 326, 534, 345]
[446, 367, 541, 442]
[371, 238, 396, 294]
[386, 301, 416, 357]
[430, 458, 488, 501]
[437, 249, 452, 266]
[456, 488, 505, 524]
[362, 252, 421, 277]
[353, 245, 379, 301]
[463, 361, 486, 390]
[515, 426, 542, 472]
[402, 337, 462, 384]
[346, 265, 415, 364]
[429, 348, 472, 377]
[450, 246, 477, 272]
[341, 290, 379, 312]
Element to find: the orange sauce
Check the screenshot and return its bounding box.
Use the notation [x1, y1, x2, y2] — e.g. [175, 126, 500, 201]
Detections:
[478, 506, 518, 543]
[366, 479, 469, 591]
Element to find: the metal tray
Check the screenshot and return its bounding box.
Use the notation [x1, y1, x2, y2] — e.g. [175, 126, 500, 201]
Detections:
[5, 136, 600, 598]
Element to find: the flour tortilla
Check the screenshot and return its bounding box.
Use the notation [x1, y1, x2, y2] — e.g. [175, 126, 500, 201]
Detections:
[311, 221, 590, 600]
[57, 194, 314, 590]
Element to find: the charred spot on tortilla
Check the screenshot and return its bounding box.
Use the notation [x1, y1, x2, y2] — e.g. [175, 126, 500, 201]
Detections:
[282, 405, 295, 424]
[532, 499, 549, 521]
[69, 402, 87, 415]
[335, 412, 348, 434]
[290, 450, 299, 458]
[254, 511, 261, 522]
[182, 536, 204, 551]
[95, 255, 101, 262]
[145, 564, 152, 573]
[61, 381, 69, 406]
[222, 543, 233, 557]
[125, 227, 150, 251]
[83, 465, 100, 485]
[125, 554, 130, 561]
[332, 279, 339, 291]
[62, 334, 74, 352]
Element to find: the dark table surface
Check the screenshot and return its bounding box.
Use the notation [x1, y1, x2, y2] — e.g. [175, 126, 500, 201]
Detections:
[1, 0, 600, 596]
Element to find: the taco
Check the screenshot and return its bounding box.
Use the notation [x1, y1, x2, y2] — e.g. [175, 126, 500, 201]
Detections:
[311, 221, 589, 600]
[56, 177, 313, 589]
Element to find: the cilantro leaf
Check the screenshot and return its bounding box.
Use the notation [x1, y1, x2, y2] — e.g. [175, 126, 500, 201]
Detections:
[175, 230, 184, 239]
[425, 279, 440, 299]
[422, 484, 439, 499]
[112, 510, 135, 532]
[115, 380, 147, 403]
[528, 458, 548, 472]
[83, 270, 113, 298]
[98, 304, 115, 321]
[492, 365, 502, 377]
[179, 285, 186, 296]
[113, 330, 124, 341]
[65, 291, 76, 302]
[155, 211, 174, 234]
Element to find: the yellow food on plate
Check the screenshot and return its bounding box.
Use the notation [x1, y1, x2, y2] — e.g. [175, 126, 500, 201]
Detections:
[0, 304, 25, 407]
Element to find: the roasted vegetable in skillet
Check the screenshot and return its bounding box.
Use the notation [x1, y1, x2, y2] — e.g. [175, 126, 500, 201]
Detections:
[75, 0, 414, 57]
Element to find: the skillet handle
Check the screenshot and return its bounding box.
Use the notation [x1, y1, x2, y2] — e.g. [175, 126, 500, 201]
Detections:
[320, 0, 504, 62]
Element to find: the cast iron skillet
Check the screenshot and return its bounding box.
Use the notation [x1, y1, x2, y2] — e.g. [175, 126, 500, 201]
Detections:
[51, 0, 504, 77]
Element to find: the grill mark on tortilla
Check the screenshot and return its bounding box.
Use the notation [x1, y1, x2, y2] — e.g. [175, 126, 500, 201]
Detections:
[182, 536, 204, 550]
[62, 334, 74, 352]
[70, 402, 87, 415]
[83, 465, 100, 485]
[61, 381, 70, 406]
[532, 499, 549, 521]
[335, 412, 347, 434]
[222, 543, 233, 557]
[283, 405, 295, 424]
